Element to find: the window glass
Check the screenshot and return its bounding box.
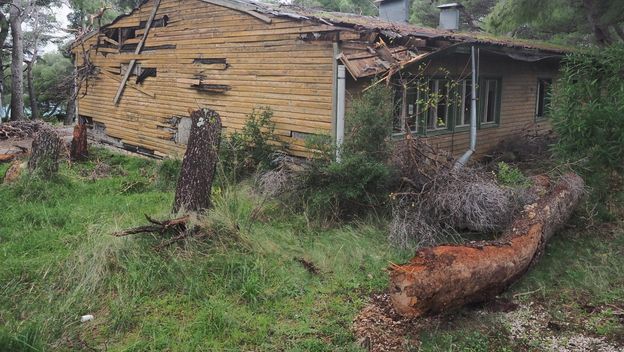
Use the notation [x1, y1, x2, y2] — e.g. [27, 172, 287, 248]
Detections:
[536, 78, 553, 118]
[427, 79, 449, 131]
[456, 79, 472, 127]
[482, 79, 499, 124]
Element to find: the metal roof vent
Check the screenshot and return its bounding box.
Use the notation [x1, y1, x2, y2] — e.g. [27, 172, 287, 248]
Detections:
[437, 3, 464, 31]
[376, 0, 410, 23]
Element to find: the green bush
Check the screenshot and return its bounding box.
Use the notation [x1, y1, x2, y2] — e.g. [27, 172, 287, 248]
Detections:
[219, 107, 279, 181]
[496, 162, 531, 188]
[296, 84, 396, 220]
[551, 45, 624, 199]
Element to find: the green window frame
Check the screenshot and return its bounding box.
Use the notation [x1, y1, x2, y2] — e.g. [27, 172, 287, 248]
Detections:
[392, 76, 503, 136]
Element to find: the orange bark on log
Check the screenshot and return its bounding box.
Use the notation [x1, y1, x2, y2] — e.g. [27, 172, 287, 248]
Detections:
[388, 174, 585, 317]
[70, 123, 88, 161]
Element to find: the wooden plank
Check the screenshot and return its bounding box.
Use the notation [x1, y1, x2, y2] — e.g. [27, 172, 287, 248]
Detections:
[199, 0, 272, 24]
[100, 70, 156, 98]
[113, 0, 161, 105]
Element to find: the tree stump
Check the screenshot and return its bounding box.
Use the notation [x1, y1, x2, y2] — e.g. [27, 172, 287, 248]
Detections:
[28, 127, 62, 177]
[70, 123, 88, 161]
[389, 174, 585, 317]
[173, 108, 222, 213]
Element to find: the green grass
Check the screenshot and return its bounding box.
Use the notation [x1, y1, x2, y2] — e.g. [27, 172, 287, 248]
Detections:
[0, 148, 411, 351]
[1, 148, 622, 351]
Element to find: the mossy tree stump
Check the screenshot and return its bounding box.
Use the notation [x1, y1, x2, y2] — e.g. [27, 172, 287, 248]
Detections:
[28, 127, 62, 177]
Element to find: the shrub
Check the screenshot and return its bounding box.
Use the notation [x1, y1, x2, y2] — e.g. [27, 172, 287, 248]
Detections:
[279, 84, 396, 220]
[496, 162, 531, 188]
[551, 45, 624, 199]
[218, 107, 280, 182]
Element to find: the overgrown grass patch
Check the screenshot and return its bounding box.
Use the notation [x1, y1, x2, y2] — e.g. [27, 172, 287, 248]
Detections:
[0, 148, 409, 351]
[1, 148, 623, 350]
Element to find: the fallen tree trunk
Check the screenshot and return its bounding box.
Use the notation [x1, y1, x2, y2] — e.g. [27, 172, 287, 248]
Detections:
[388, 173, 585, 317]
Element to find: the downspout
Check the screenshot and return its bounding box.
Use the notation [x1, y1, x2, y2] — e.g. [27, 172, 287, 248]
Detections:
[335, 65, 346, 162]
[455, 45, 478, 169]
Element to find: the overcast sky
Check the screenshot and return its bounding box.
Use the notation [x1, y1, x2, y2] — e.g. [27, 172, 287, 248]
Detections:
[42, 3, 72, 54]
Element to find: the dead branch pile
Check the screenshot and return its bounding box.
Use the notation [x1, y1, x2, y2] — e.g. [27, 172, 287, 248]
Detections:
[389, 173, 585, 317]
[485, 124, 556, 163]
[256, 152, 299, 197]
[0, 120, 44, 140]
[388, 135, 522, 249]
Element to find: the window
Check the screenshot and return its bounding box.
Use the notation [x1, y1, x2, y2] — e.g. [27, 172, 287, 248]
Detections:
[392, 76, 502, 135]
[456, 79, 472, 128]
[535, 78, 552, 118]
[427, 79, 450, 131]
[481, 78, 500, 124]
[392, 83, 421, 134]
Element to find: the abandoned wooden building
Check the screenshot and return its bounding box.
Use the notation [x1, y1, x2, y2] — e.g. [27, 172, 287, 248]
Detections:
[70, 0, 568, 158]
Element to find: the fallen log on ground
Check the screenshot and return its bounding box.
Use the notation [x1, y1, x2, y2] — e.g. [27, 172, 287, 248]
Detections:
[0, 145, 29, 163]
[388, 173, 585, 317]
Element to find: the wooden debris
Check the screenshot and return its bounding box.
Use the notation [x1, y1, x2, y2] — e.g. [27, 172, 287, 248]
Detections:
[173, 108, 222, 213]
[3, 160, 24, 183]
[294, 257, 321, 275]
[0, 120, 43, 140]
[388, 173, 585, 317]
[113, 0, 161, 104]
[113, 214, 189, 237]
[70, 123, 88, 161]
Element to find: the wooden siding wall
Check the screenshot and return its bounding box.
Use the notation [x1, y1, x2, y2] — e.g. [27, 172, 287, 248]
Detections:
[73, 0, 336, 157]
[345, 52, 559, 157]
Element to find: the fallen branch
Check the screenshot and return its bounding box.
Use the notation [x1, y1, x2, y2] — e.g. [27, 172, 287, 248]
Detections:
[113, 214, 188, 237]
[388, 173, 585, 317]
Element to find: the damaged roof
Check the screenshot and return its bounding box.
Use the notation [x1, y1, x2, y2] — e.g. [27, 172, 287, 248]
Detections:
[71, 0, 571, 80]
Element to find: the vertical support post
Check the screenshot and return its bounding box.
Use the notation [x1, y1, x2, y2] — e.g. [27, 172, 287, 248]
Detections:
[335, 65, 346, 162]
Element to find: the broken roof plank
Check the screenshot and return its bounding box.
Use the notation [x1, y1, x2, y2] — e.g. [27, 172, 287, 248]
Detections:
[113, 0, 161, 105]
[200, 0, 272, 24]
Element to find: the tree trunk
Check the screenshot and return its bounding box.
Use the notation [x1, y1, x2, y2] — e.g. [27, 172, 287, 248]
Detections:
[0, 13, 8, 122]
[70, 122, 88, 161]
[582, 0, 613, 46]
[389, 174, 585, 317]
[9, 3, 24, 121]
[173, 108, 222, 213]
[26, 59, 38, 120]
[64, 69, 76, 125]
[28, 126, 62, 177]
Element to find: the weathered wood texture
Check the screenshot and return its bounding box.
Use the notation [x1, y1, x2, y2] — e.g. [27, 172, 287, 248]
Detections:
[388, 174, 584, 317]
[173, 108, 221, 213]
[28, 127, 62, 176]
[70, 123, 88, 161]
[73, 0, 335, 158]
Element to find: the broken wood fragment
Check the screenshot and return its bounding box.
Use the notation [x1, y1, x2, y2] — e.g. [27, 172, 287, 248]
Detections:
[113, 0, 161, 104]
[113, 214, 189, 237]
[388, 174, 585, 317]
[3, 160, 24, 183]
